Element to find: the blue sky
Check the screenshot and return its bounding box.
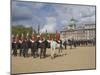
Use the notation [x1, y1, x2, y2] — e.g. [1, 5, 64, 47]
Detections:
[11, 0, 96, 33]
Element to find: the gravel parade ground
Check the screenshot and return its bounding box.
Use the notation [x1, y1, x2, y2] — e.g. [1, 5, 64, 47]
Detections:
[11, 46, 96, 74]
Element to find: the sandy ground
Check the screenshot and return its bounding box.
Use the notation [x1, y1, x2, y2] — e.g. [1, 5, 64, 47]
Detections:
[11, 46, 96, 74]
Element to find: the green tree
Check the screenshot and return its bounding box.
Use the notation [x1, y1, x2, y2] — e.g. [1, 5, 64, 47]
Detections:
[12, 25, 33, 36]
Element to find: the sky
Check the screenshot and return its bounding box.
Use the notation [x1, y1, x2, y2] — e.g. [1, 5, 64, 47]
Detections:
[11, 0, 96, 33]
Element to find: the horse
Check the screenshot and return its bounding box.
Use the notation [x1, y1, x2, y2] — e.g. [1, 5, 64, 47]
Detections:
[39, 38, 49, 58]
[12, 38, 19, 56]
[31, 39, 39, 58]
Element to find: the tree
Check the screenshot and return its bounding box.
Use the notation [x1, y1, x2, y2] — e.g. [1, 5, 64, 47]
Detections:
[12, 25, 33, 36]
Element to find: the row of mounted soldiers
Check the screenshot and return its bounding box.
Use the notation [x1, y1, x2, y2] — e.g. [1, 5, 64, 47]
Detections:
[12, 33, 50, 58]
[12, 33, 95, 58]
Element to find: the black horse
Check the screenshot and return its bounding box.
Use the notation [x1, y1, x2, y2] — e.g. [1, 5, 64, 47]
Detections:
[39, 40, 48, 58]
[31, 40, 39, 58]
[12, 40, 19, 56]
[67, 39, 77, 49]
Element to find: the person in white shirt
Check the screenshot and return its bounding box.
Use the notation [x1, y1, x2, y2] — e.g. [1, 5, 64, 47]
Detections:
[50, 38, 57, 59]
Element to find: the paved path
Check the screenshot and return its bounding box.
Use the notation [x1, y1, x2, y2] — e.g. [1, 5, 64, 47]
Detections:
[11, 46, 96, 74]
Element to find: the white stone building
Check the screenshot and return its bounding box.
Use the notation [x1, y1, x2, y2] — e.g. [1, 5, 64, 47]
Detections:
[60, 23, 95, 40]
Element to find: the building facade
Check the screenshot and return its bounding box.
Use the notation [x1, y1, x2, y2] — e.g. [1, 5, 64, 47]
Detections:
[60, 24, 96, 40]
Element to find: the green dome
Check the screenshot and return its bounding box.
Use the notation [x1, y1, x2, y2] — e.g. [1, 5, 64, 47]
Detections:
[69, 18, 76, 25]
[68, 18, 76, 29]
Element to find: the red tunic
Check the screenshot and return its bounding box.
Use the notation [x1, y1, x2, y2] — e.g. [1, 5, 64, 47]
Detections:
[56, 32, 60, 41]
[49, 34, 53, 40]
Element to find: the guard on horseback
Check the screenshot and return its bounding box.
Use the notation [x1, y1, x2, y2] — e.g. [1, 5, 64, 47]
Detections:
[13, 34, 19, 56]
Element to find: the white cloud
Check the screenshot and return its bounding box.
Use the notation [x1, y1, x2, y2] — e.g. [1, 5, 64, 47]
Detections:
[12, 1, 96, 32]
[79, 15, 95, 24]
[40, 17, 57, 33]
[54, 5, 95, 25]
